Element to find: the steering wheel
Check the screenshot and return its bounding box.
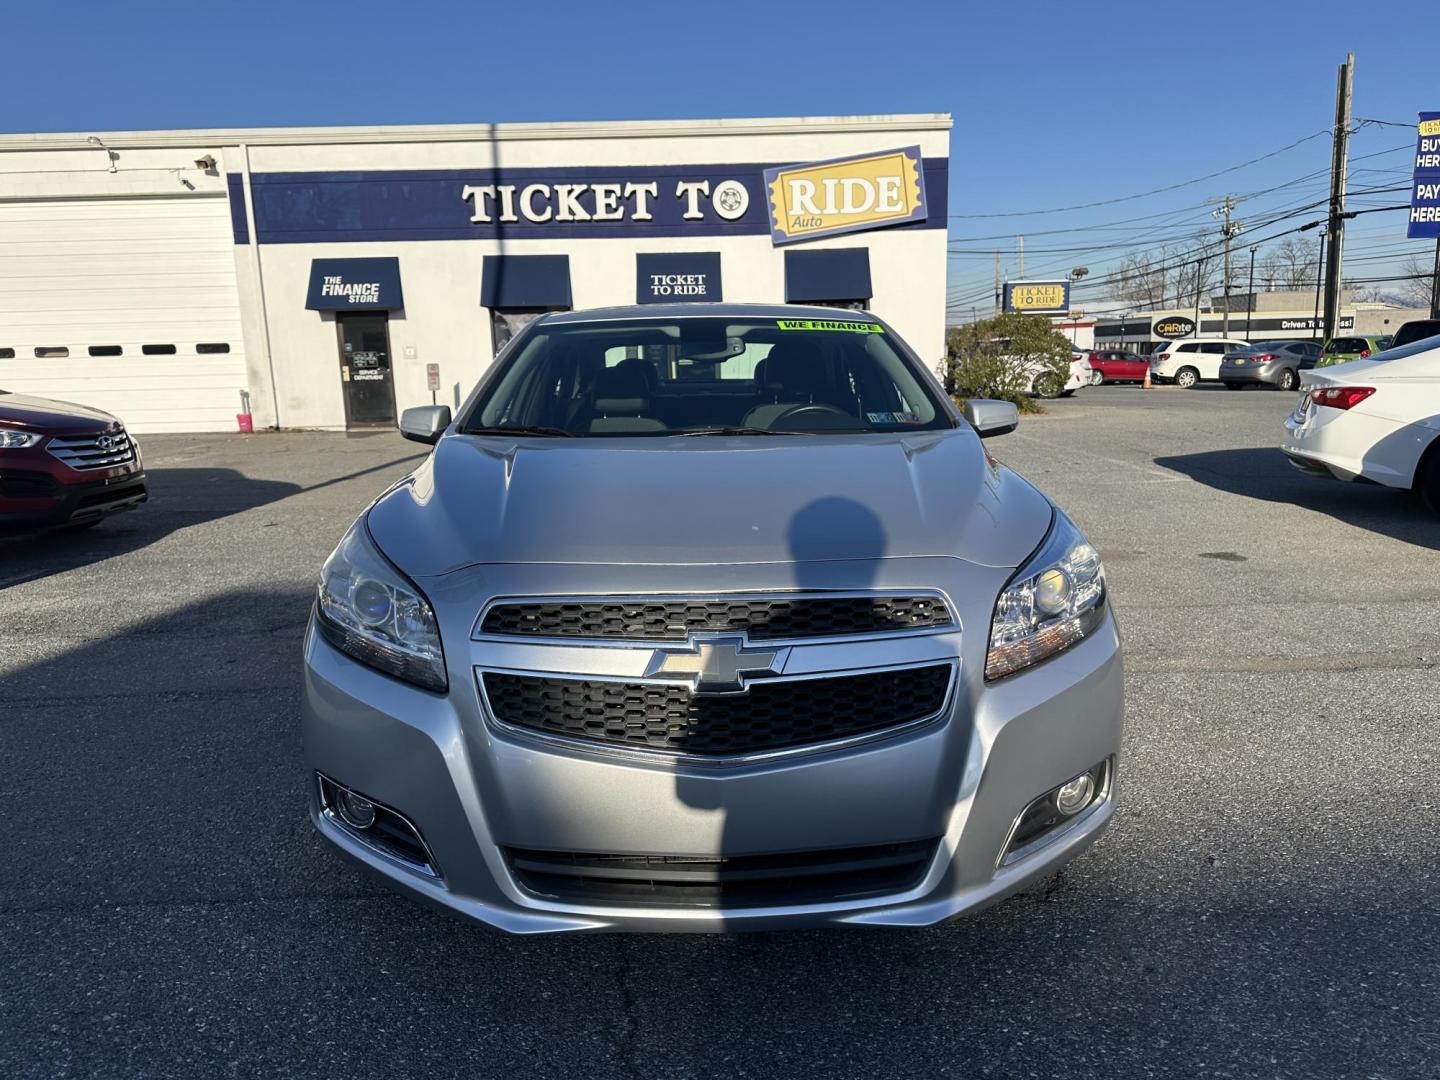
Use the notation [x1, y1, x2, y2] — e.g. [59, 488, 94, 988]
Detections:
[768, 403, 854, 429]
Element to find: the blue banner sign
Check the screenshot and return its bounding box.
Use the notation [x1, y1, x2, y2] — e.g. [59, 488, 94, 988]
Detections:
[238, 161, 947, 245]
[1408, 112, 1440, 239]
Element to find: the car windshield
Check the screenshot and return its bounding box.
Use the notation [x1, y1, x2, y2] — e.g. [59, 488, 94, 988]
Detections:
[460, 315, 952, 437]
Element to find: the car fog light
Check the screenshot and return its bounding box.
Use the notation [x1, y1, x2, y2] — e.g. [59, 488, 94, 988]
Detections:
[1055, 773, 1095, 816]
[336, 789, 377, 829]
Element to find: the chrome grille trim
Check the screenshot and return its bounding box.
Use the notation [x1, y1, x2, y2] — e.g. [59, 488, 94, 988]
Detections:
[470, 590, 962, 766]
[46, 430, 136, 471]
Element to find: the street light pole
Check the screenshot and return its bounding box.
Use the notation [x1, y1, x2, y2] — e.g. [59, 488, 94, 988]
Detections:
[1246, 245, 1258, 340]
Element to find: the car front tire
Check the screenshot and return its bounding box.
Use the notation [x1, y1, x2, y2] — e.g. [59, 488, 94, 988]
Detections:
[1417, 444, 1440, 515]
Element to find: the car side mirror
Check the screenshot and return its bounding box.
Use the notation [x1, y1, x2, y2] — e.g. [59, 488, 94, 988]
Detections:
[963, 399, 1019, 439]
[399, 405, 452, 445]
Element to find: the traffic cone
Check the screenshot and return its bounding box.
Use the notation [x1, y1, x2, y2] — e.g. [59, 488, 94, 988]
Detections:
[1143, 369, 1152, 390]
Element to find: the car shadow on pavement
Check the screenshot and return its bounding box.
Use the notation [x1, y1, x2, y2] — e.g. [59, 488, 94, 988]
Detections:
[1155, 447, 1439, 551]
[0, 466, 302, 588]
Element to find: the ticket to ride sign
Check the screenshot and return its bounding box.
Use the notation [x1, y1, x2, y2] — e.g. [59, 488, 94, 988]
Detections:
[1408, 112, 1440, 239]
[765, 147, 927, 245]
[1003, 280, 1071, 314]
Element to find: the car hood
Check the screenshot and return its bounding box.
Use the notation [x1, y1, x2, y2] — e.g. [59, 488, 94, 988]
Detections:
[368, 430, 1054, 577]
[0, 392, 122, 433]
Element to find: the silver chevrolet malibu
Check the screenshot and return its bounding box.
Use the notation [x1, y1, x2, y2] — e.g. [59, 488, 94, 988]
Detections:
[302, 303, 1123, 933]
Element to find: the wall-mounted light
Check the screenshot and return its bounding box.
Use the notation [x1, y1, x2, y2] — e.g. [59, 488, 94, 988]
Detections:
[86, 135, 118, 173]
[194, 154, 217, 173]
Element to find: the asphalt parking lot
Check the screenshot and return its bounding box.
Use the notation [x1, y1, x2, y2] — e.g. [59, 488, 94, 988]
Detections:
[3, 385, 1436, 1080]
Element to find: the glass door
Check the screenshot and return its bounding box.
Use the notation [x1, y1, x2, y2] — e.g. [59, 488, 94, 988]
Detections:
[337, 313, 396, 428]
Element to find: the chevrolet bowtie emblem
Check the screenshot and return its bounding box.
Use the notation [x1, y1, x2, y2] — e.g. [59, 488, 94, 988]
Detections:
[645, 635, 788, 695]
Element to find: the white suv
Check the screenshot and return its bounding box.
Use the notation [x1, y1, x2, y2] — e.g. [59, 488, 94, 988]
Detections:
[1149, 338, 1250, 388]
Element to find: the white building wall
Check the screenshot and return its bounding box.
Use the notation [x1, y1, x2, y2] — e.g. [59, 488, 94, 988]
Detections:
[0, 116, 952, 432]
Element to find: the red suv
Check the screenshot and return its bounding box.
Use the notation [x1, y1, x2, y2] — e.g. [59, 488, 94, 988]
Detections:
[1083, 349, 1151, 384]
[0, 390, 148, 531]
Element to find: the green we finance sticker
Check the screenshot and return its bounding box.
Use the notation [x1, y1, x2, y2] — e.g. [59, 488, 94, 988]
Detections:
[776, 319, 884, 333]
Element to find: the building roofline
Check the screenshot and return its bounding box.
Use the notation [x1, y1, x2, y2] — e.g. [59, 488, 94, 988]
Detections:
[0, 113, 953, 152]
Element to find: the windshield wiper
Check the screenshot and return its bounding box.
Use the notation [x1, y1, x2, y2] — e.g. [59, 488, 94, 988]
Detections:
[673, 426, 807, 437]
[465, 425, 576, 438]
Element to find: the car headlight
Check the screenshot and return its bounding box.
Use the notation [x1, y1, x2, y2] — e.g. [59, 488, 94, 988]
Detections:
[0, 430, 41, 449]
[314, 518, 447, 692]
[986, 511, 1106, 681]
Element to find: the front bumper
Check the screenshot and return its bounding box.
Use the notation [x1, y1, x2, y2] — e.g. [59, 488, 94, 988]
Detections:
[301, 563, 1124, 934]
[0, 468, 148, 528]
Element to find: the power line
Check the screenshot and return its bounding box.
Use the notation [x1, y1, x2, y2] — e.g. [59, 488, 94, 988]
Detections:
[945, 130, 1332, 219]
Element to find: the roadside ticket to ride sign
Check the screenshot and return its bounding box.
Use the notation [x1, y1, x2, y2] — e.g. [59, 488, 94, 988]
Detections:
[1408, 112, 1440, 238]
[1003, 280, 1071, 314]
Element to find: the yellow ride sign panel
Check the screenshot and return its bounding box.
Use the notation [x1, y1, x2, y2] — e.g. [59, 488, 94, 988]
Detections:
[764, 146, 928, 245]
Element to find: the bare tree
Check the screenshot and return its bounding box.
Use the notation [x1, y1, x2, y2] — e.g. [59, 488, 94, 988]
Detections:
[1112, 253, 1167, 306]
[1396, 254, 1437, 309]
[1260, 236, 1321, 289]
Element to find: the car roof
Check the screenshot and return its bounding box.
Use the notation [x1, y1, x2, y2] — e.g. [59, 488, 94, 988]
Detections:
[539, 302, 876, 324]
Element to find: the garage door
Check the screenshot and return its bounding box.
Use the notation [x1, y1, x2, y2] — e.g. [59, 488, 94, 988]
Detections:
[0, 193, 247, 433]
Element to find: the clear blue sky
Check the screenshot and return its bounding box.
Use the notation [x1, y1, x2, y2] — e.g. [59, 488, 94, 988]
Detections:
[6, 0, 1434, 311]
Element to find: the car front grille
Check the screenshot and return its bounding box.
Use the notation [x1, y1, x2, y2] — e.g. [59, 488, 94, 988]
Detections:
[481, 663, 953, 757]
[478, 594, 953, 641]
[46, 430, 135, 471]
[504, 838, 939, 908]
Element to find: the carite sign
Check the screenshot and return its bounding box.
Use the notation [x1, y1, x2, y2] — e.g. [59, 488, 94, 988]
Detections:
[1408, 112, 1440, 238]
[1152, 316, 1196, 339]
[1003, 280, 1070, 314]
[763, 147, 928, 245]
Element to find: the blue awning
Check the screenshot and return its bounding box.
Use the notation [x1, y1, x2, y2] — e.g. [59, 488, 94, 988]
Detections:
[636, 252, 723, 303]
[481, 254, 572, 309]
[783, 248, 872, 303]
[305, 257, 403, 310]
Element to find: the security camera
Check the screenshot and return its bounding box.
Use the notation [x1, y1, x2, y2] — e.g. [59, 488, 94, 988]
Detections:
[194, 154, 217, 172]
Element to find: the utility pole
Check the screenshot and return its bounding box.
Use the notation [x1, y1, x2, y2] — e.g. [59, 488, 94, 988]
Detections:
[1313, 229, 1328, 339]
[1212, 195, 1241, 338]
[1017, 235, 1024, 279]
[1321, 52, 1353, 344]
[1431, 240, 1440, 318]
[1245, 245, 1258, 340]
[994, 250, 1001, 316]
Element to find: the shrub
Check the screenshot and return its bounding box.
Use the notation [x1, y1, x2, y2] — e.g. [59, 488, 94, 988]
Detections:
[943, 312, 1074, 412]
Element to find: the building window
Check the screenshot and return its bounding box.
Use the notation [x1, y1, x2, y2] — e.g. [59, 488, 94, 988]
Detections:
[35, 346, 69, 358]
[142, 344, 177, 355]
[196, 342, 231, 354]
[89, 345, 124, 357]
[0, 348, 14, 359]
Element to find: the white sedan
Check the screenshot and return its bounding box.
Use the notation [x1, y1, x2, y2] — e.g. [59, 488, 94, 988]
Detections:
[1281, 337, 1440, 511]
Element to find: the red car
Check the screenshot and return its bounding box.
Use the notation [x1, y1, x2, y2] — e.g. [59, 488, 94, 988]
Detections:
[0, 390, 147, 531]
[1084, 349, 1150, 384]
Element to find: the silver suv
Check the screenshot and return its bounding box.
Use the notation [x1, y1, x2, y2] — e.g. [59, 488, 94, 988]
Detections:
[301, 304, 1123, 933]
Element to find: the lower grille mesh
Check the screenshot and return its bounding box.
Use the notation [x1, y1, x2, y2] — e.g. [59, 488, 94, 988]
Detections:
[482, 664, 952, 756]
[505, 838, 939, 907]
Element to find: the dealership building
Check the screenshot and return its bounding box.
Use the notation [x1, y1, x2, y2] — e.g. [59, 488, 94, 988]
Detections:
[0, 114, 950, 432]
